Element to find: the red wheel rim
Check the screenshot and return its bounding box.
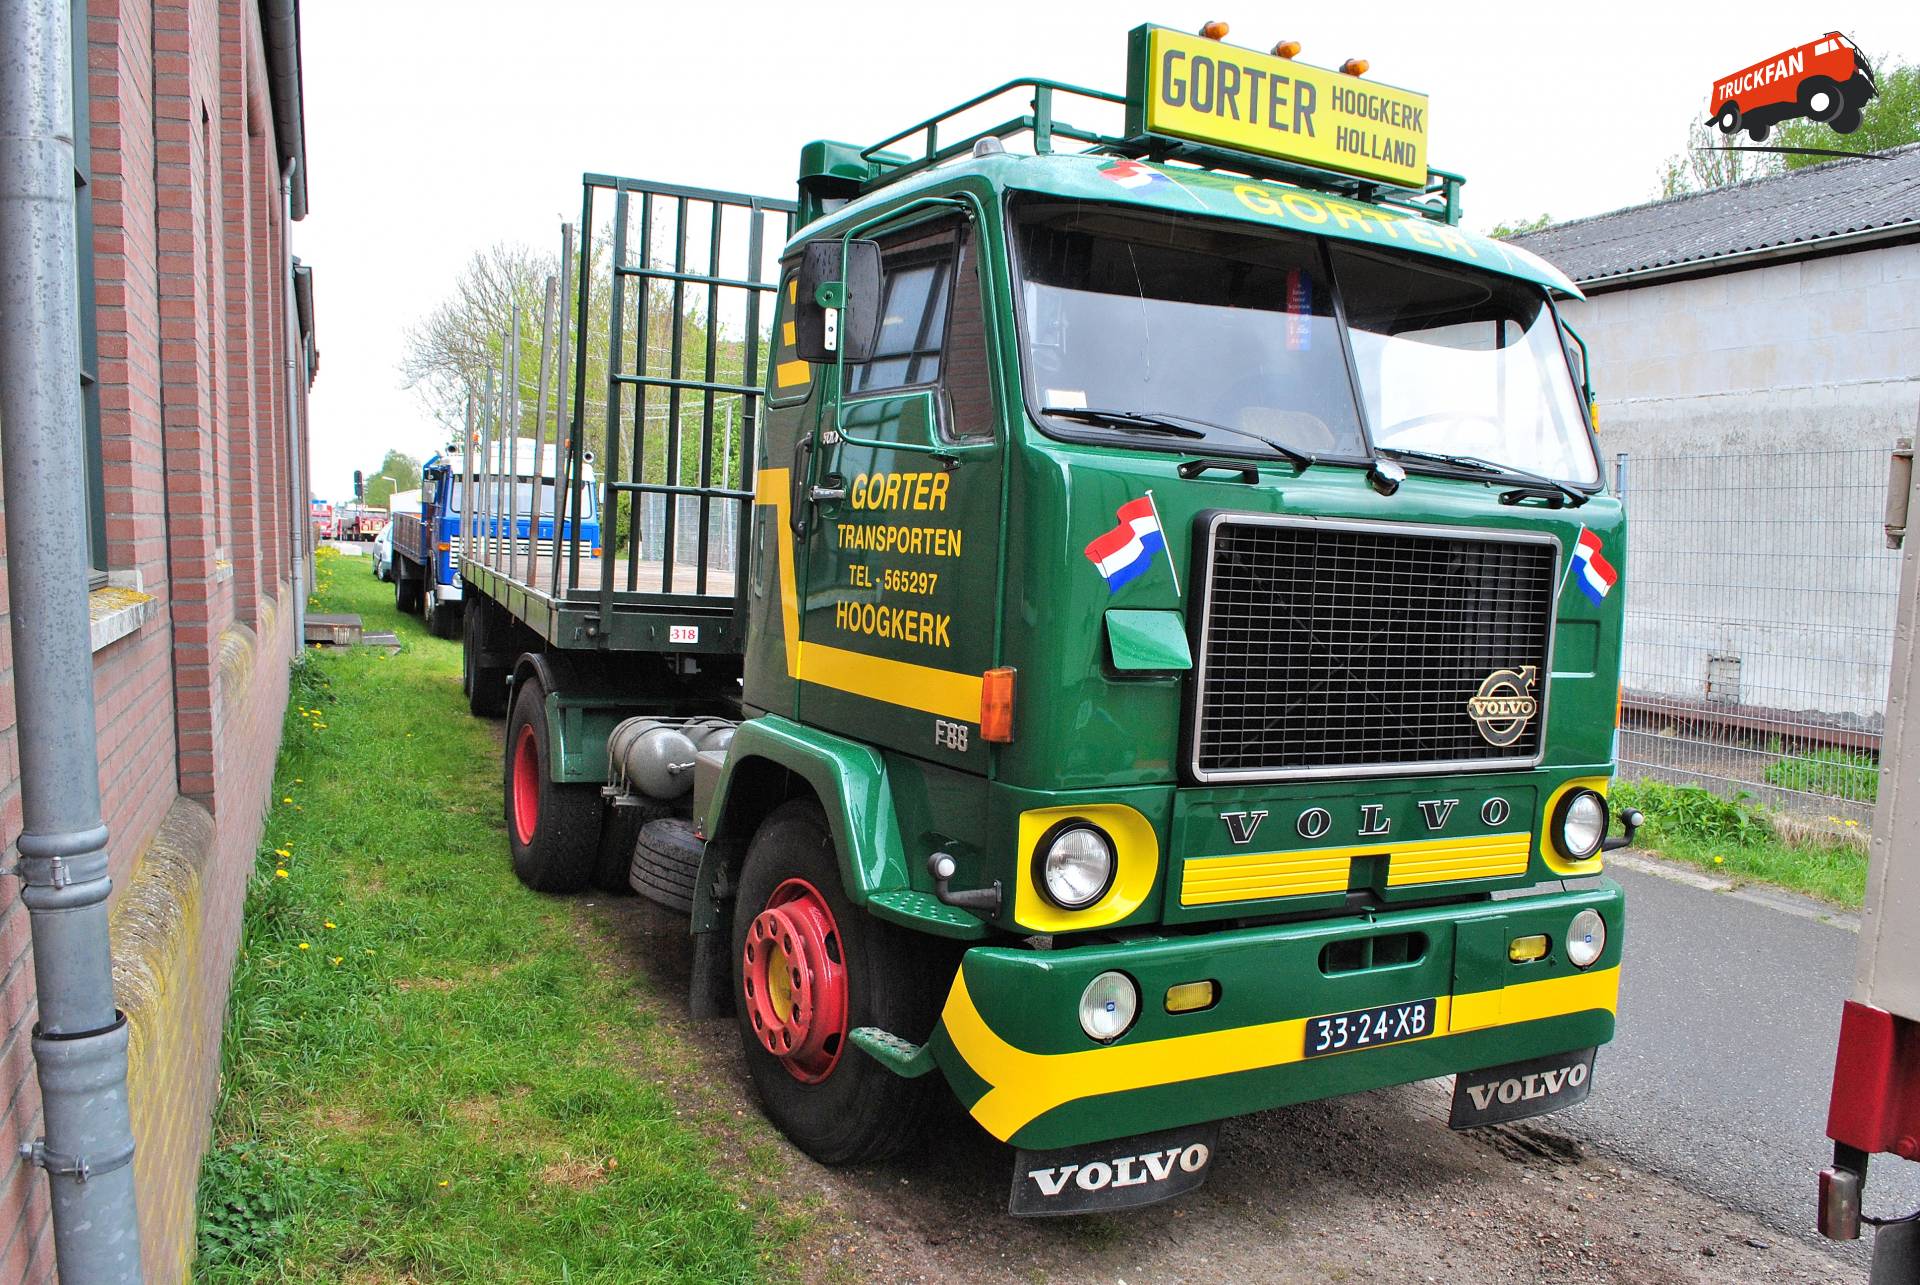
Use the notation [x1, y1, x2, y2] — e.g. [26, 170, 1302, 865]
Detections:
[511, 723, 540, 847]
[740, 878, 848, 1083]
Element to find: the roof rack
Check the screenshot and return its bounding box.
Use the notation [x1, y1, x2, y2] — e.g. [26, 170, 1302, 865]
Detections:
[797, 79, 1463, 226]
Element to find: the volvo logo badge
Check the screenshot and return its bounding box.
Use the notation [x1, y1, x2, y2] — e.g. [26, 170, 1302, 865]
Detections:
[1466, 666, 1539, 747]
[1220, 810, 1268, 845]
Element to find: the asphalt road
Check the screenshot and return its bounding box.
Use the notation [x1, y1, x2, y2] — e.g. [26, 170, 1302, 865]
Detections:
[1561, 859, 1920, 1264]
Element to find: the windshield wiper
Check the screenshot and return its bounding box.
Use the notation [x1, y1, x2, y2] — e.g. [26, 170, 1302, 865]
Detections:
[1374, 446, 1587, 508]
[1043, 406, 1314, 470]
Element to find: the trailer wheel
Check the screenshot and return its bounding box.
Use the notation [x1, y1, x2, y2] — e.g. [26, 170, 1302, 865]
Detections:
[1746, 121, 1770, 142]
[463, 606, 509, 718]
[504, 675, 601, 893]
[1831, 97, 1864, 135]
[732, 800, 936, 1165]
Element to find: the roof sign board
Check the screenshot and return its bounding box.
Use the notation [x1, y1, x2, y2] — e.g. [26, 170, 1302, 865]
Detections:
[1125, 25, 1430, 190]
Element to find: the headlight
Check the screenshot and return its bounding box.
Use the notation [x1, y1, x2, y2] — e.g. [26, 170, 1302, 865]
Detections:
[1079, 971, 1139, 1043]
[1567, 909, 1606, 968]
[1035, 822, 1116, 910]
[1554, 789, 1609, 861]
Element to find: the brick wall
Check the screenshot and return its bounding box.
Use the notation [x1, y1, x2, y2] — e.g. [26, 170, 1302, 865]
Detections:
[0, 1, 310, 1280]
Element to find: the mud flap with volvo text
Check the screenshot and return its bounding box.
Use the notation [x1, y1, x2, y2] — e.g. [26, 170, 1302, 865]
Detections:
[1448, 1047, 1598, 1129]
[1009, 1121, 1221, 1216]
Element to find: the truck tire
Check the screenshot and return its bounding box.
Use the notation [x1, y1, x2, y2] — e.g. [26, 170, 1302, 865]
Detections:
[424, 592, 459, 639]
[631, 815, 701, 911]
[1797, 75, 1845, 123]
[464, 604, 510, 718]
[395, 567, 421, 614]
[504, 675, 601, 893]
[731, 800, 937, 1165]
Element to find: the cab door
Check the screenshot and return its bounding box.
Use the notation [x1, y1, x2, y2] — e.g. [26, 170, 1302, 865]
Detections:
[796, 215, 1002, 771]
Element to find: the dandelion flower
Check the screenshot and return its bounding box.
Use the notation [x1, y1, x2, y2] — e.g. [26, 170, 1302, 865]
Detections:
[330, 957, 343, 967]
[274, 868, 289, 878]
[1712, 856, 1725, 865]
[438, 1180, 449, 1188]
[298, 942, 310, 950]
[324, 921, 336, 929]
[282, 797, 293, 804]
[1845, 819, 1860, 828]
[275, 848, 290, 858]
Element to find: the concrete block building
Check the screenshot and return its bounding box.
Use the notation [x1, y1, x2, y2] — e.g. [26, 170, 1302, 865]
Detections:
[1514, 147, 1919, 795]
[0, 1, 313, 1279]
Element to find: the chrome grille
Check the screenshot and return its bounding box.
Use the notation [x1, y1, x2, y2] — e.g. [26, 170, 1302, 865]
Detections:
[1189, 515, 1559, 781]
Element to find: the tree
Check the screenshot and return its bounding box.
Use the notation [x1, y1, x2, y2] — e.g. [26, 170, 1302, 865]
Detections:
[1658, 121, 1782, 197]
[362, 449, 421, 511]
[1776, 61, 1920, 166]
[1488, 213, 1553, 239]
[1658, 60, 1918, 197]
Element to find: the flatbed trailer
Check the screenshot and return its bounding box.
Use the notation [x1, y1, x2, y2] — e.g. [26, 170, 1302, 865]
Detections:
[457, 24, 1639, 1216]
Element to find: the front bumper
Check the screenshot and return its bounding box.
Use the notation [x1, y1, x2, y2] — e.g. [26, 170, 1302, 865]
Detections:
[434, 581, 464, 604]
[927, 879, 1623, 1151]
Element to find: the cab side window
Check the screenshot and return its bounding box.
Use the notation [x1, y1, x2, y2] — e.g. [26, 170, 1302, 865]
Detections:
[845, 219, 995, 442]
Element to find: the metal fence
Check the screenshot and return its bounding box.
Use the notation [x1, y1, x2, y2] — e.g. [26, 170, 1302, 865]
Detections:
[1616, 445, 1904, 828]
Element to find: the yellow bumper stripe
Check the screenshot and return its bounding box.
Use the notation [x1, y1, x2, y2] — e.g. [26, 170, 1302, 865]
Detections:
[942, 964, 1620, 1141]
[1180, 832, 1533, 905]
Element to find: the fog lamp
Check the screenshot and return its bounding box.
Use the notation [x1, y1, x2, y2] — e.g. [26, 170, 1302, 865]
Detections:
[1567, 909, 1606, 969]
[1508, 934, 1550, 963]
[1164, 980, 1218, 1013]
[1080, 971, 1139, 1043]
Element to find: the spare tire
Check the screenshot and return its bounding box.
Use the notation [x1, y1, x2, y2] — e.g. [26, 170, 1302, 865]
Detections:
[632, 816, 704, 914]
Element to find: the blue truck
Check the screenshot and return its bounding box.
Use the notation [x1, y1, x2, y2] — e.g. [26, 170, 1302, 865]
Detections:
[392, 446, 600, 639]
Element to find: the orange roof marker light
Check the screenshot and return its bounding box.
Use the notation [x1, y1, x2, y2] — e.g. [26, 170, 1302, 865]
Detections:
[1340, 57, 1370, 77]
[981, 667, 1016, 743]
[1198, 19, 1229, 39]
[1271, 38, 1301, 58]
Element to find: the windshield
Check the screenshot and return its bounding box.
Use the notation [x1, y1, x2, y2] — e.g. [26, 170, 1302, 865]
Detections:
[1012, 198, 1367, 460]
[447, 478, 599, 522]
[1009, 198, 1599, 485]
[1334, 247, 1598, 484]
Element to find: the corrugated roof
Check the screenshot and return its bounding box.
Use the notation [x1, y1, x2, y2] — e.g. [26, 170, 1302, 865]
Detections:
[1509, 141, 1920, 287]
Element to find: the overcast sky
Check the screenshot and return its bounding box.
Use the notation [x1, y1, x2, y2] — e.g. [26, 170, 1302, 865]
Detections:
[296, 0, 1919, 500]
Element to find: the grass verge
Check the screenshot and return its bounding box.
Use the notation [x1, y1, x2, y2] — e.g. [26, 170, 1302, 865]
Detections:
[1612, 778, 1868, 907]
[195, 547, 803, 1282]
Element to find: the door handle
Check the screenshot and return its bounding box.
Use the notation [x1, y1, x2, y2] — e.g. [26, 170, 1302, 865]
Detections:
[807, 484, 846, 503]
[790, 436, 812, 537]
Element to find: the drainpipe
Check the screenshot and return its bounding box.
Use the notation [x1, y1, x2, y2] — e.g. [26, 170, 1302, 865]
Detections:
[0, 0, 146, 1279]
[283, 159, 305, 640]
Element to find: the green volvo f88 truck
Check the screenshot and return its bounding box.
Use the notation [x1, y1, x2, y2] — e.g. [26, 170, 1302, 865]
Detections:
[455, 24, 1636, 1214]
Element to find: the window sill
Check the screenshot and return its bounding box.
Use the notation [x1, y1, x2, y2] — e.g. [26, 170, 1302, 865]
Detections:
[90, 573, 156, 654]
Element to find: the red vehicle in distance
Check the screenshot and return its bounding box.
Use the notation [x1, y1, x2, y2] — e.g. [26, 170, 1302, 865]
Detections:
[1709, 32, 1875, 141]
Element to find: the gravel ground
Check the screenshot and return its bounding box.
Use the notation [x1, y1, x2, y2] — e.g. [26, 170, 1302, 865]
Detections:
[582, 893, 1859, 1285]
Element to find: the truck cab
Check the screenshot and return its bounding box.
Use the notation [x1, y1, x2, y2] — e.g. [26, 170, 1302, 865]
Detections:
[476, 25, 1637, 1217]
[392, 447, 601, 637]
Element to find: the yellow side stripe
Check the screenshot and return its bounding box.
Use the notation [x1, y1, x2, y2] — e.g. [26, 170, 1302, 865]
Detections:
[753, 469, 983, 723]
[942, 964, 1620, 1141]
[1386, 833, 1532, 887]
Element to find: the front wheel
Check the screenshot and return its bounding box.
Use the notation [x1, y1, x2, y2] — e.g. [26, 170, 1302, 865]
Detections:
[1714, 102, 1740, 134]
[424, 591, 460, 639]
[1798, 75, 1845, 123]
[504, 674, 602, 892]
[731, 801, 940, 1165]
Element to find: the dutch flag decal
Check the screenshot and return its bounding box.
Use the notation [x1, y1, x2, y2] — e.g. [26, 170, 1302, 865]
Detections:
[1570, 527, 1618, 606]
[1085, 494, 1179, 594]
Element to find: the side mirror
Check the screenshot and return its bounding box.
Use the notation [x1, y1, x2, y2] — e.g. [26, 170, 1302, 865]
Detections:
[795, 238, 882, 366]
